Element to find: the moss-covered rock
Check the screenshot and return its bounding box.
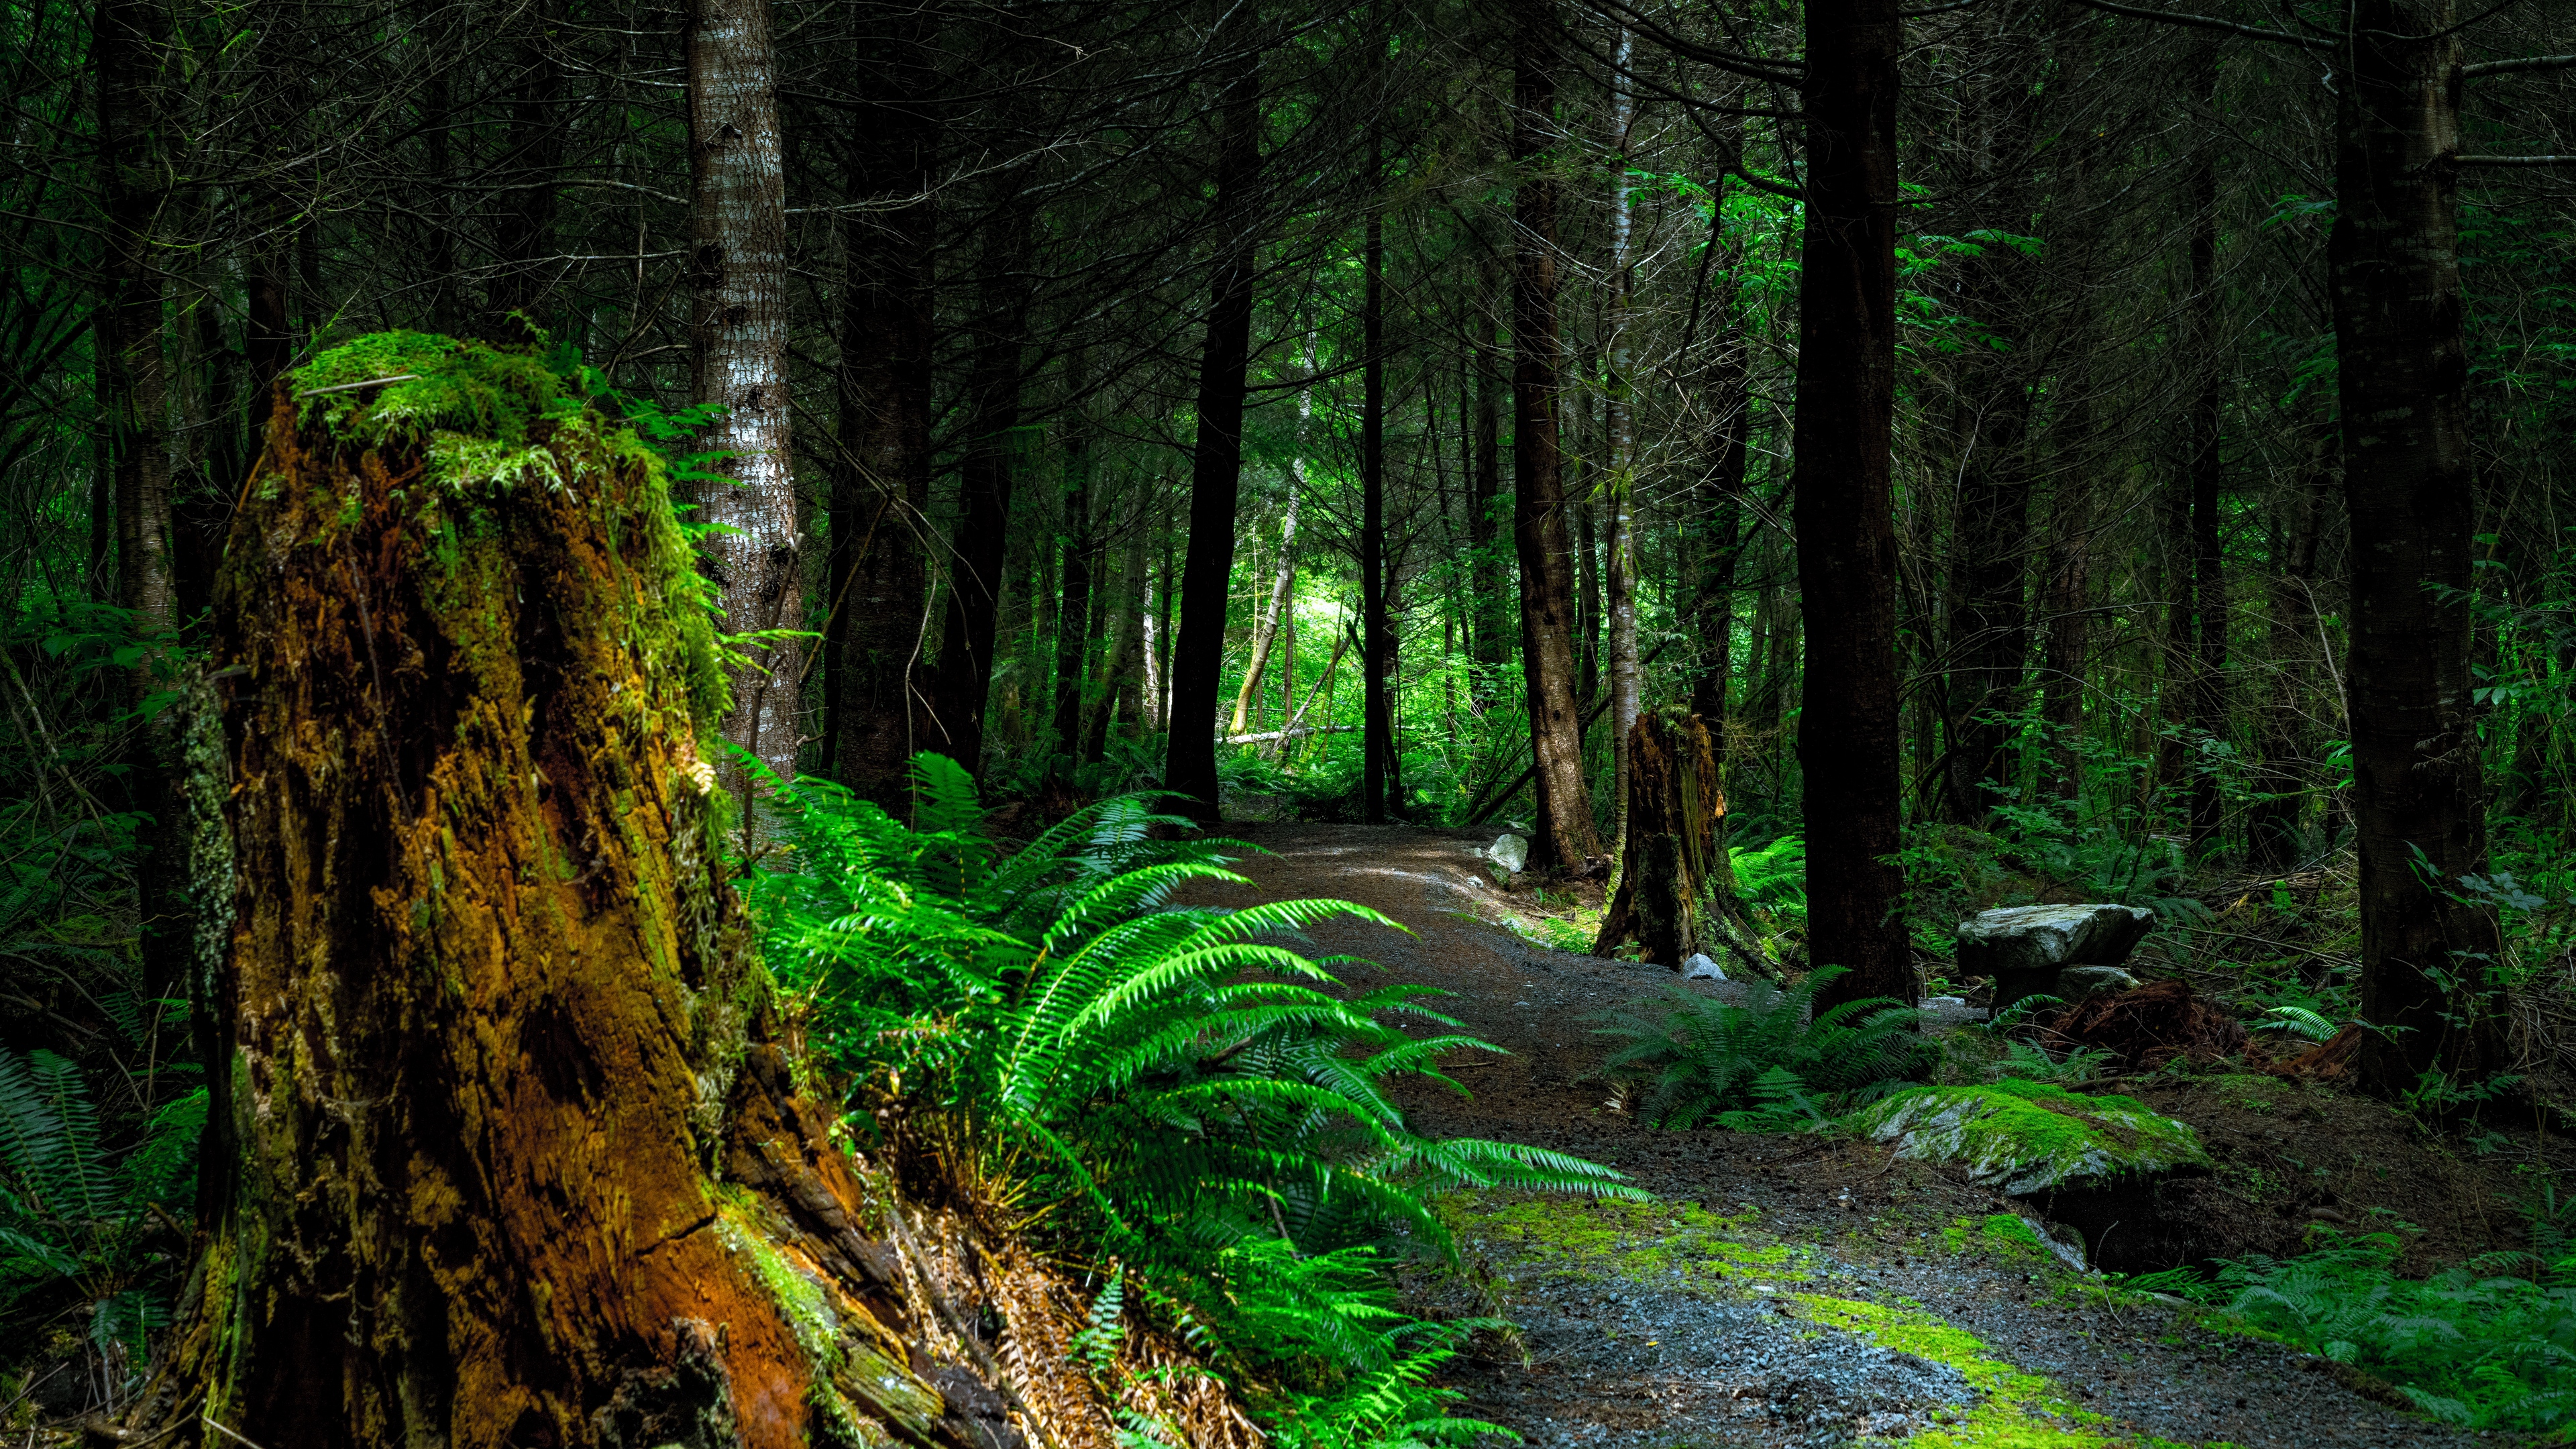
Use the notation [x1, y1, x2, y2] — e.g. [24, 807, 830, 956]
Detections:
[1846, 1079, 2212, 1195]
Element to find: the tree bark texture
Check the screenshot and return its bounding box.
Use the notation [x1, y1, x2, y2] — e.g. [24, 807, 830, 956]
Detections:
[1593, 714, 1721, 965]
[2184, 42, 2228, 849]
[2248, 421, 2334, 867]
[1511, 0, 1601, 871]
[1166, 36, 1265, 825]
[2330, 0, 2500, 1089]
[150, 341, 1260, 1449]
[1468, 286, 1508, 713]
[1051, 417, 1095, 756]
[1794, 0, 1913, 1008]
[1603, 33, 1642, 858]
[687, 0, 802, 800]
[1362, 198, 1391, 823]
[828, 46, 937, 812]
[1231, 484, 1299, 735]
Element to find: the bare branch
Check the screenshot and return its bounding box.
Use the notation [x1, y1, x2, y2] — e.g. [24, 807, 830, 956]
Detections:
[2463, 52, 2576, 77]
[2067, 0, 2335, 50]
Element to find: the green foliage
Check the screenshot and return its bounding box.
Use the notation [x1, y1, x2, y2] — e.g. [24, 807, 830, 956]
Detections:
[1583, 966, 1931, 1129]
[1987, 1038, 2114, 1084]
[2181, 1220, 2576, 1434]
[755, 753, 1635, 1443]
[0, 1048, 203, 1399]
[1727, 835, 1808, 918]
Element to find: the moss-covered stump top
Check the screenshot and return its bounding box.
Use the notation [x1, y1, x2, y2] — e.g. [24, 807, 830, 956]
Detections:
[1846, 1080, 2213, 1195]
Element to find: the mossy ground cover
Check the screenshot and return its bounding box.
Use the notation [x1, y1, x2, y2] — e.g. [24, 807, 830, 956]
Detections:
[1849, 1079, 2213, 1195]
[1436, 1193, 2206, 1448]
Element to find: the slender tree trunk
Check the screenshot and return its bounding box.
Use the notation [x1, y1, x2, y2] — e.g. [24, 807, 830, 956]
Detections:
[2184, 40, 2228, 849]
[1688, 186, 1755, 730]
[1051, 386, 1095, 757]
[1096, 515, 1149, 755]
[828, 40, 937, 811]
[2333, 0, 2498, 1089]
[1230, 486, 1299, 733]
[1796, 0, 1911, 1008]
[687, 0, 801, 802]
[1603, 28, 1642, 859]
[1510, 0, 1600, 870]
[1362, 193, 1391, 822]
[1468, 279, 1507, 712]
[925, 215, 1035, 778]
[1165, 30, 1264, 824]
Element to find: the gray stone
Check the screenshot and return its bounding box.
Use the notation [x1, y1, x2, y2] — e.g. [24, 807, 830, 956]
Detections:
[1488, 833, 1529, 875]
[2057, 965, 2140, 1002]
[1955, 904, 2154, 1010]
[1681, 953, 1726, 981]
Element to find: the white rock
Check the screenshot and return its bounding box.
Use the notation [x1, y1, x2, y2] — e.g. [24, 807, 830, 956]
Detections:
[1682, 953, 1726, 981]
[1488, 832, 1529, 874]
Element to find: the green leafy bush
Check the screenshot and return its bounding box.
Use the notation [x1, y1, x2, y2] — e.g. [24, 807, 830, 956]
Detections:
[1727, 835, 1808, 918]
[0, 1048, 203, 1405]
[2186, 1222, 2576, 1434]
[1582, 966, 1930, 1129]
[754, 753, 1633, 1443]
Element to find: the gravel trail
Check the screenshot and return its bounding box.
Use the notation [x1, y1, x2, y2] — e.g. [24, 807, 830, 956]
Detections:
[1177, 822, 2485, 1449]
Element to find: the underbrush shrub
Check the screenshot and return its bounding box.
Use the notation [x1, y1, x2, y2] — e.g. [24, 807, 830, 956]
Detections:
[753, 753, 1634, 1444]
[1583, 966, 1931, 1129]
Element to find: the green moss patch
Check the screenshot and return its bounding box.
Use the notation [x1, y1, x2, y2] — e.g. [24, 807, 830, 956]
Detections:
[1794, 1295, 2165, 1448]
[1442, 1193, 1819, 1289]
[1847, 1079, 2212, 1195]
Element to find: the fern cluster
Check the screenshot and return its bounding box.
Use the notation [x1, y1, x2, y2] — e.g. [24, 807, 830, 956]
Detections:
[1584, 966, 1930, 1129]
[754, 755, 1634, 1444]
[0, 1047, 205, 1400]
[2153, 1220, 2576, 1433]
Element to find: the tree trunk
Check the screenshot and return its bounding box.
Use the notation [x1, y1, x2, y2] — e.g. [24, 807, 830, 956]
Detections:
[1510, 0, 1601, 872]
[150, 345, 1253, 1449]
[688, 0, 802, 803]
[1051, 407, 1095, 757]
[925, 215, 1036, 779]
[2332, 0, 2498, 1090]
[2184, 42, 2227, 849]
[1593, 714, 1761, 974]
[1230, 486, 1300, 734]
[828, 40, 937, 811]
[1362, 195, 1391, 823]
[488, 0, 567, 328]
[1165, 31, 1264, 824]
[1795, 0, 1912, 1008]
[1602, 30, 1642, 863]
[1468, 273, 1507, 712]
[1092, 517, 1149, 756]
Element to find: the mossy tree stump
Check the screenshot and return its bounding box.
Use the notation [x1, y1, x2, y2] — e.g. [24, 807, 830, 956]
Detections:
[144, 335, 1230, 1449]
[1593, 712, 1764, 974]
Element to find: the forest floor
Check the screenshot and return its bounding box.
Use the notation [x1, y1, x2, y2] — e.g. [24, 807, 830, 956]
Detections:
[1175, 822, 2528, 1449]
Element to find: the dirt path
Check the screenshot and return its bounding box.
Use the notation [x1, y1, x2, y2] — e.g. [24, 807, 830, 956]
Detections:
[1178, 823, 2480, 1449]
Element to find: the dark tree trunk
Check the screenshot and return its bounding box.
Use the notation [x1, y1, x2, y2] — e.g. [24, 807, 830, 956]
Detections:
[687, 0, 802, 799]
[1510, 0, 1601, 871]
[1794, 0, 1912, 1008]
[148, 347, 1244, 1449]
[1362, 197, 1390, 822]
[1468, 278, 1507, 711]
[1051, 415, 1095, 757]
[827, 38, 937, 811]
[1593, 714, 1721, 965]
[1165, 33, 1264, 824]
[1688, 223, 1754, 728]
[2332, 0, 2498, 1089]
[2184, 44, 2228, 849]
[925, 216, 1036, 780]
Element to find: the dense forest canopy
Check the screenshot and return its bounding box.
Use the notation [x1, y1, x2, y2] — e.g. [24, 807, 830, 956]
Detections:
[5, 0, 2576, 1438]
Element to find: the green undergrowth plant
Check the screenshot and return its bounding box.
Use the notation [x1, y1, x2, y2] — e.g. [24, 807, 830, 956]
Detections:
[1582, 965, 1932, 1129]
[0, 1048, 204, 1411]
[2146, 1216, 2576, 1435]
[753, 753, 1635, 1444]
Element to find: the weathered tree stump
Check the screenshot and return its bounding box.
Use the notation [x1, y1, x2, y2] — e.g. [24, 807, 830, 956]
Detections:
[144, 334, 1250, 1449]
[1592, 712, 1756, 969]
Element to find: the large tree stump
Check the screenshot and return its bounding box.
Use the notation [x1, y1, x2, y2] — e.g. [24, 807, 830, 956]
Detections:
[144, 334, 1251, 1449]
[1594, 713, 1733, 966]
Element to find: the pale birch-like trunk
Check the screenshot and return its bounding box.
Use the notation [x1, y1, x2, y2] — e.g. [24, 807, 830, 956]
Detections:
[688, 0, 800, 806]
[1602, 27, 1642, 861]
[1229, 462, 1300, 733]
